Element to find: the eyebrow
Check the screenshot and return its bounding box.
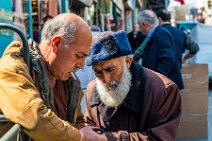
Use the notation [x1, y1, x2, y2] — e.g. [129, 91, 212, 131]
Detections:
[104, 65, 114, 70]
[100, 65, 116, 71]
[78, 52, 89, 57]
[83, 53, 89, 57]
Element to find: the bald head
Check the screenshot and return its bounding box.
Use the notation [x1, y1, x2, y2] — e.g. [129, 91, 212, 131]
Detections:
[139, 9, 158, 25]
[41, 13, 90, 46]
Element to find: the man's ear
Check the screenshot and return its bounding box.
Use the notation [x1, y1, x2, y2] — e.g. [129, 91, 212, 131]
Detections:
[51, 35, 62, 54]
[142, 22, 146, 27]
[126, 57, 133, 68]
[158, 17, 162, 24]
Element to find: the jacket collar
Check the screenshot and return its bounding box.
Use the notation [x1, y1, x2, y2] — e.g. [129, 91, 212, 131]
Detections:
[147, 23, 159, 39]
[162, 23, 171, 27]
[148, 25, 160, 41]
[90, 61, 146, 114]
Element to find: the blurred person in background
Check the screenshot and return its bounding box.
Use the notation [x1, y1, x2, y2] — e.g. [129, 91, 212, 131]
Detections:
[156, 9, 199, 69]
[127, 23, 146, 53]
[43, 15, 53, 23]
[134, 9, 184, 90]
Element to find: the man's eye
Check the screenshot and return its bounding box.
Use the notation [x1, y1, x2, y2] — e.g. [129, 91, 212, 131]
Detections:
[107, 68, 115, 72]
[76, 54, 84, 58]
[95, 71, 101, 74]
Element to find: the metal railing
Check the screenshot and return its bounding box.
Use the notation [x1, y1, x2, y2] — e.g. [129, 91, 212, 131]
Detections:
[0, 114, 9, 122]
[0, 23, 30, 68]
[0, 23, 30, 141]
[0, 115, 21, 141]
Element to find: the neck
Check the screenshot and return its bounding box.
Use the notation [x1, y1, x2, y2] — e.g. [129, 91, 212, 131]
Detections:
[161, 21, 171, 25]
[133, 31, 137, 34]
[49, 74, 57, 87]
[147, 22, 158, 33]
[38, 42, 57, 87]
[38, 42, 51, 62]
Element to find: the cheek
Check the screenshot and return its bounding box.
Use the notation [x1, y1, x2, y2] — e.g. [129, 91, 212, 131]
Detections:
[140, 28, 145, 33]
[64, 61, 76, 71]
[113, 71, 122, 82]
[64, 55, 76, 65]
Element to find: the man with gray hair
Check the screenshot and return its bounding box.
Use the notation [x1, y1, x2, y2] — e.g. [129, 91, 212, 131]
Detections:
[0, 13, 92, 141]
[134, 9, 184, 90]
[80, 30, 181, 141]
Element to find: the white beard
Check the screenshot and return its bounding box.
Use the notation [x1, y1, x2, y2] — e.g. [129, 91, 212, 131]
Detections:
[96, 62, 132, 108]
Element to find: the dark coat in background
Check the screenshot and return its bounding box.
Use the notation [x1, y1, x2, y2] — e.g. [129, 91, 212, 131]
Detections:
[127, 31, 146, 53]
[142, 25, 184, 90]
[85, 62, 182, 141]
[162, 24, 199, 69]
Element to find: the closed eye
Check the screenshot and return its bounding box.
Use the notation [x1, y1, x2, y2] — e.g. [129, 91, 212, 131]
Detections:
[105, 67, 115, 72]
[76, 54, 84, 59]
[94, 70, 102, 75]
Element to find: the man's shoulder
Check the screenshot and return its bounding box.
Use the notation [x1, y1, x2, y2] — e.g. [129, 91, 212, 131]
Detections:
[0, 41, 26, 69]
[0, 41, 30, 81]
[143, 68, 176, 89]
[155, 26, 169, 36]
[127, 31, 133, 37]
[143, 68, 180, 102]
[137, 31, 146, 39]
[86, 80, 96, 95]
[2, 41, 22, 57]
[155, 26, 175, 42]
[163, 25, 186, 36]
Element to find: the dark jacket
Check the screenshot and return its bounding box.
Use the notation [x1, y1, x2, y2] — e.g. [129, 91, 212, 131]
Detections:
[127, 31, 146, 53]
[142, 25, 184, 90]
[85, 62, 182, 141]
[162, 24, 199, 69]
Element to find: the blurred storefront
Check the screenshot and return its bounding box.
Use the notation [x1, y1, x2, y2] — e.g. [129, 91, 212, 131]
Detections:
[0, 0, 146, 54]
[124, 0, 142, 33]
[91, 0, 124, 32]
[0, 0, 93, 46]
[0, 0, 13, 56]
[86, 0, 143, 32]
[142, 0, 170, 12]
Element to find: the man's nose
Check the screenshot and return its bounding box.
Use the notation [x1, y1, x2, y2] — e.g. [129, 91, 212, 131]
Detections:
[77, 59, 85, 69]
[102, 73, 111, 84]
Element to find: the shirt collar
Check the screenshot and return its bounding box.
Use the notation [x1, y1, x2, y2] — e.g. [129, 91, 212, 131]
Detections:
[147, 23, 159, 40]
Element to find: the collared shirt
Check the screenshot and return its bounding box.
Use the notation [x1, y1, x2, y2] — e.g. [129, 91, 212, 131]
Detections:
[147, 23, 159, 41]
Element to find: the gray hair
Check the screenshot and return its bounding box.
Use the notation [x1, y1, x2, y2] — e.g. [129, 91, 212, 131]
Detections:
[139, 10, 158, 24]
[41, 17, 77, 46]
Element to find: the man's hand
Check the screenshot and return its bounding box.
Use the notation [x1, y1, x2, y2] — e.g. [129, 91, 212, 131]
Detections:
[182, 57, 187, 64]
[80, 126, 107, 141]
[80, 126, 149, 141]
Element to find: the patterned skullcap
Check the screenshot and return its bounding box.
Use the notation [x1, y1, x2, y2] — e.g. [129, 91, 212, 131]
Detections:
[86, 30, 132, 66]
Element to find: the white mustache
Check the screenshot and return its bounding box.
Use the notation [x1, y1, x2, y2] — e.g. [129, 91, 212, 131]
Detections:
[107, 80, 118, 90]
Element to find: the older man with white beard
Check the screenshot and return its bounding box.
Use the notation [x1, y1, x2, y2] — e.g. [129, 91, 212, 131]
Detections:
[80, 31, 182, 141]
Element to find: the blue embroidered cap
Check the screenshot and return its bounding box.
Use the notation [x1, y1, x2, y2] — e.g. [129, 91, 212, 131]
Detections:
[86, 30, 132, 66]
